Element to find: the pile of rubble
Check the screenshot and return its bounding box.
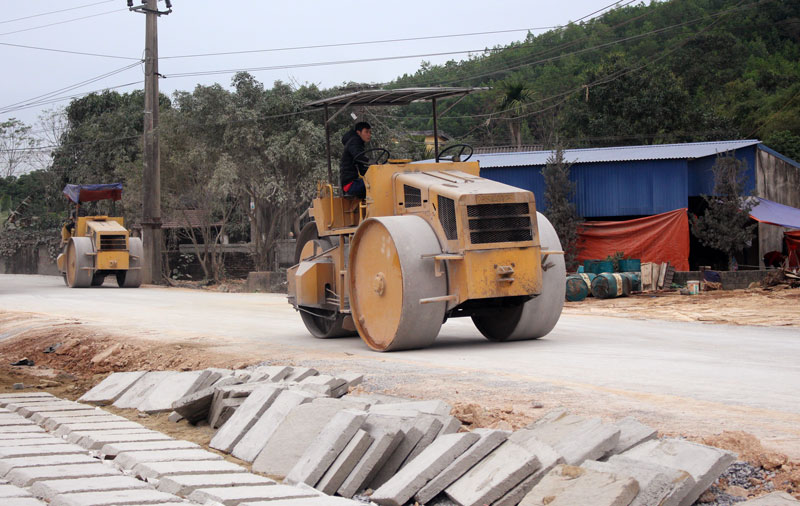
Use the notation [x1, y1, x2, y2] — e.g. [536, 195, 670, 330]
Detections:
[67, 366, 799, 506]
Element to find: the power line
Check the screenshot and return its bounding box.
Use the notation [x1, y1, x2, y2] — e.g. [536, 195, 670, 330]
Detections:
[1, 81, 141, 116]
[0, 1, 115, 25]
[0, 41, 139, 61]
[0, 8, 125, 37]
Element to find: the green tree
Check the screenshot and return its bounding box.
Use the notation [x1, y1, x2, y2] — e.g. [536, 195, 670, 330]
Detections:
[691, 154, 756, 270]
[542, 148, 581, 270]
[497, 78, 534, 148]
[0, 119, 39, 178]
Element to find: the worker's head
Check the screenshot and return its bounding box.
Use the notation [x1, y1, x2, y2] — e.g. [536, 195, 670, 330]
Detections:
[355, 121, 372, 143]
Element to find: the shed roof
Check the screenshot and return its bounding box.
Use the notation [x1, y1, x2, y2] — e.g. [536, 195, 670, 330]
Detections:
[305, 87, 487, 108]
[472, 140, 761, 168]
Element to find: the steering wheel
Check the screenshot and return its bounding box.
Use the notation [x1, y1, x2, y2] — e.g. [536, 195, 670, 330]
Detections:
[354, 148, 391, 166]
[436, 144, 473, 162]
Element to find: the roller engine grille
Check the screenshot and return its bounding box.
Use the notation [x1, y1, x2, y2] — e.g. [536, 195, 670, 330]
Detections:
[99, 234, 127, 250]
[467, 203, 533, 244]
[404, 185, 422, 207]
[437, 196, 457, 240]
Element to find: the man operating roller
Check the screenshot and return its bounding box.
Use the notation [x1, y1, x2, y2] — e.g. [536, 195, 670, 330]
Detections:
[340, 121, 372, 198]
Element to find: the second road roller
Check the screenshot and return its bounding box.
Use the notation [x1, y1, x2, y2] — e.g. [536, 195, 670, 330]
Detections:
[287, 87, 565, 351]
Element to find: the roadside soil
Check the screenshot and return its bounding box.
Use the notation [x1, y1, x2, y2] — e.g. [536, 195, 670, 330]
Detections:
[0, 287, 798, 501]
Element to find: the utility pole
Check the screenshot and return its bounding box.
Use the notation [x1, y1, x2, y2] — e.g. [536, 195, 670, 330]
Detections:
[129, 0, 171, 284]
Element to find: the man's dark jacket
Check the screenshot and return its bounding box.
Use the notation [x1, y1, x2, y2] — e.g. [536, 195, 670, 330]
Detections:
[339, 130, 368, 188]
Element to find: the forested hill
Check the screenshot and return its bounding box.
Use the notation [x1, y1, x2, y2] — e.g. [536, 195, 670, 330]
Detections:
[381, 0, 800, 159]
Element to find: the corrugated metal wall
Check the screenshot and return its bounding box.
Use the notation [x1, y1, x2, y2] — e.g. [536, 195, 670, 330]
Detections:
[480, 146, 759, 218]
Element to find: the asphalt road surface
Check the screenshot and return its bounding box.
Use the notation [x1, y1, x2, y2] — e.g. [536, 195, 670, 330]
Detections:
[2, 274, 799, 455]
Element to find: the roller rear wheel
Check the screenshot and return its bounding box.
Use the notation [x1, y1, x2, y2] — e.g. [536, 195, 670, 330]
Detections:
[116, 237, 143, 288]
[349, 216, 447, 351]
[65, 237, 93, 288]
[472, 212, 566, 341]
[295, 222, 354, 339]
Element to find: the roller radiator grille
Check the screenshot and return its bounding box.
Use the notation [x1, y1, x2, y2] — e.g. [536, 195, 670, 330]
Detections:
[437, 196, 458, 240]
[467, 203, 533, 244]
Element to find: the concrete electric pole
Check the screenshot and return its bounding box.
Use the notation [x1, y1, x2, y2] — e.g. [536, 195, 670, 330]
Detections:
[129, 0, 172, 284]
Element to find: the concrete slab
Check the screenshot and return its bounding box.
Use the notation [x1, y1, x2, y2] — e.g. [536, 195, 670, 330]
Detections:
[369, 400, 452, 417]
[137, 371, 208, 414]
[337, 428, 404, 498]
[0, 437, 65, 447]
[622, 438, 736, 506]
[367, 419, 426, 489]
[189, 485, 317, 505]
[519, 464, 639, 506]
[248, 365, 292, 383]
[131, 460, 247, 481]
[156, 473, 275, 497]
[445, 439, 541, 506]
[0, 425, 45, 434]
[0, 393, 54, 401]
[234, 389, 316, 463]
[44, 415, 127, 432]
[284, 409, 368, 486]
[525, 411, 620, 465]
[415, 428, 509, 505]
[283, 367, 318, 382]
[209, 397, 244, 429]
[0, 484, 32, 498]
[316, 429, 373, 495]
[0, 454, 98, 476]
[49, 489, 181, 506]
[113, 448, 223, 470]
[0, 443, 87, 459]
[250, 397, 364, 477]
[54, 421, 145, 438]
[438, 415, 463, 436]
[401, 414, 446, 468]
[7, 463, 120, 487]
[739, 492, 800, 505]
[78, 372, 148, 406]
[191, 369, 225, 393]
[494, 436, 565, 506]
[241, 498, 363, 506]
[0, 433, 54, 441]
[170, 386, 215, 424]
[100, 440, 199, 458]
[113, 372, 176, 409]
[15, 403, 91, 417]
[1, 498, 45, 506]
[209, 384, 283, 453]
[607, 417, 658, 456]
[71, 430, 169, 448]
[0, 415, 37, 426]
[372, 432, 480, 506]
[30, 409, 107, 424]
[31, 475, 151, 501]
[585, 455, 696, 506]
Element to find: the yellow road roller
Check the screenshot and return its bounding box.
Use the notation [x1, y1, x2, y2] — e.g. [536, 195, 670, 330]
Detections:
[56, 183, 142, 288]
[288, 88, 565, 351]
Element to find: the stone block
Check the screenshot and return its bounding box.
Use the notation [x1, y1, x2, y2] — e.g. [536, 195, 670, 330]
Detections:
[191, 369, 226, 392]
[137, 370, 210, 413]
[607, 417, 658, 456]
[16, 403, 92, 417]
[171, 386, 215, 424]
[337, 427, 404, 498]
[622, 438, 736, 506]
[49, 489, 180, 506]
[113, 448, 223, 471]
[415, 428, 509, 505]
[524, 410, 620, 465]
[368, 419, 426, 489]
[372, 432, 480, 506]
[248, 366, 292, 383]
[209, 397, 243, 429]
[445, 440, 541, 506]
[31, 409, 108, 425]
[283, 367, 318, 382]
[73, 431, 171, 449]
[0, 433, 52, 441]
[0, 499, 44, 506]
[284, 409, 368, 486]
[0, 415, 36, 426]
[0, 438, 65, 447]
[584, 455, 696, 506]
[7, 463, 120, 487]
[100, 440, 199, 458]
[0, 443, 86, 459]
[0, 484, 32, 497]
[520, 465, 639, 506]
[54, 421, 145, 438]
[113, 372, 176, 409]
[44, 415, 127, 432]
[0, 393, 54, 403]
[316, 429, 373, 495]
[233, 390, 316, 463]
[249, 397, 364, 476]
[369, 400, 452, 417]
[240, 498, 363, 506]
[209, 384, 284, 453]
[131, 460, 247, 481]
[0, 425, 45, 434]
[156, 473, 275, 497]
[0, 454, 98, 476]
[402, 414, 444, 466]
[166, 412, 183, 423]
[78, 372, 147, 406]
[438, 415, 463, 436]
[739, 492, 800, 505]
[493, 435, 565, 506]
[188, 485, 317, 505]
[31, 475, 150, 501]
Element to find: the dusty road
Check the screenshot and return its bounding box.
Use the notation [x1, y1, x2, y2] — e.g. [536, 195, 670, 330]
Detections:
[2, 274, 800, 458]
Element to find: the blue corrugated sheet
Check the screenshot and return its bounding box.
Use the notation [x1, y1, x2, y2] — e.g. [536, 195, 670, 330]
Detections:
[688, 145, 756, 196]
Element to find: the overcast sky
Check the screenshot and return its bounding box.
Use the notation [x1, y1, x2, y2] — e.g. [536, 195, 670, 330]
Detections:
[1, 0, 625, 129]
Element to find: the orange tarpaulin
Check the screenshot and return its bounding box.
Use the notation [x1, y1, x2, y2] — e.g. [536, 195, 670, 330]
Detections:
[577, 208, 690, 271]
[786, 230, 800, 268]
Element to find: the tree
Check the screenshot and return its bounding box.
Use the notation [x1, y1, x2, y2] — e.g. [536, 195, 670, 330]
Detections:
[497, 78, 534, 148]
[0, 119, 39, 178]
[542, 148, 581, 270]
[691, 153, 756, 270]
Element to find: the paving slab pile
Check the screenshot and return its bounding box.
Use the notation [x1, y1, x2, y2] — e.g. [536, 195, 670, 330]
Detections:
[36, 367, 747, 506]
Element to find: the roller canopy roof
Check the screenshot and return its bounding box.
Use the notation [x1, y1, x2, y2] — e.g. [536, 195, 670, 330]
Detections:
[62, 183, 122, 204]
[305, 87, 488, 108]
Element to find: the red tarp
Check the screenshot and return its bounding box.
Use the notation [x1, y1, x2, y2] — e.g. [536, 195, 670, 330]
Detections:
[577, 208, 690, 271]
[787, 230, 800, 268]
